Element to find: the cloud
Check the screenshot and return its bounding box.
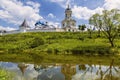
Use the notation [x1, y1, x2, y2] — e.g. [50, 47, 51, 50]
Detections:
[72, 0, 120, 20]
[72, 72, 98, 80]
[66, 0, 70, 5]
[0, 0, 43, 28]
[48, 0, 71, 8]
[103, 0, 120, 10]
[48, 21, 60, 28]
[47, 13, 56, 18]
[0, 26, 16, 31]
[26, 1, 40, 13]
[72, 5, 103, 20]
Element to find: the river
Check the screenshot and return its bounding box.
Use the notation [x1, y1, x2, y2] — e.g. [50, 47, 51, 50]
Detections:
[0, 61, 120, 80]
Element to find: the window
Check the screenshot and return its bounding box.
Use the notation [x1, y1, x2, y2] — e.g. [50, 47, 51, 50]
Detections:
[65, 14, 67, 17]
[68, 29, 71, 32]
[63, 24, 64, 27]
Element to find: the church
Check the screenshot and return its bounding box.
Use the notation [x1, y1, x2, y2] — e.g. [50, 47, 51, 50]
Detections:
[1, 5, 78, 35]
[62, 5, 77, 32]
[19, 5, 78, 32]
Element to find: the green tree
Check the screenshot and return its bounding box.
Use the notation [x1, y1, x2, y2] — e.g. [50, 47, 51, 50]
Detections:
[78, 24, 86, 32]
[87, 26, 94, 38]
[89, 9, 120, 47]
[89, 13, 102, 37]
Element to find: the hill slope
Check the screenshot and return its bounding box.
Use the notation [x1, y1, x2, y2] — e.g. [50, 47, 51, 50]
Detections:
[0, 32, 119, 55]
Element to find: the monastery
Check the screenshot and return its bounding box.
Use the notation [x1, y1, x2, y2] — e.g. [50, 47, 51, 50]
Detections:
[0, 5, 78, 35]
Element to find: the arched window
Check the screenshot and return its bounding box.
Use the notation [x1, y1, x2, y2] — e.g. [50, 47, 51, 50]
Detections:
[68, 29, 71, 32]
[63, 24, 64, 27]
[65, 14, 67, 17]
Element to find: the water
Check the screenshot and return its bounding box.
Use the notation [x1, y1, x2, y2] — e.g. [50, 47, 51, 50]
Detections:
[0, 62, 120, 80]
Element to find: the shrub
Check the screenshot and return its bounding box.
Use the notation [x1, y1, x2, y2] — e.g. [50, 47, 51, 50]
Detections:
[47, 48, 54, 53]
[0, 68, 14, 80]
[31, 36, 45, 48]
[71, 46, 114, 55]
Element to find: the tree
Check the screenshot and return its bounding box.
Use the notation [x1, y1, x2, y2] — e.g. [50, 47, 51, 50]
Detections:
[78, 24, 86, 32]
[89, 9, 120, 47]
[89, 13, 102, 37]
[87, 26, 93, 38]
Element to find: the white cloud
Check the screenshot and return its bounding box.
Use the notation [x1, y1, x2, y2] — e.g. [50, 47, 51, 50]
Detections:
[48, 0, 71, 8]
[0, 0, 43, 28]
[72, 0, 120, 20]
[72, 72, 98, 80]
[103, 0, 120, 10]
[26, 1, 40, 13]
[66, 0, 70, 5]
[48, 21, 60, 28]
[47, 13, 56, 18]
[72, 5, 103, 20]
[0, 26, 16, 31]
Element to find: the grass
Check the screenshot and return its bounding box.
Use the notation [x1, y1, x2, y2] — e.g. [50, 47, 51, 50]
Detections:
[0, 32, 120, 65]
[0, 68, 14, 80]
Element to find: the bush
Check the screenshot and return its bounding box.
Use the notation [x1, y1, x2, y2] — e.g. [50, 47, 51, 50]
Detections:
[0, 68, 14, 80]
[71, 46, 114, 55]
[47, 48, 54, 53]
[31, 36, 45, 48]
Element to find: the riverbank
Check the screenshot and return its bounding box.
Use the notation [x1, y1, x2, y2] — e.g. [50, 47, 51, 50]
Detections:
[0, 52, 120, 65]
[0, 32, 120, 65]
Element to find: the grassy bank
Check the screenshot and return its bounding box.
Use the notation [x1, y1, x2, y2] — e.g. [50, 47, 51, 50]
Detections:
[0, 32, 120, 65]
[0, 32, 120, 54]
[0, 52, 120, 65]
[0, 68, 14, 80]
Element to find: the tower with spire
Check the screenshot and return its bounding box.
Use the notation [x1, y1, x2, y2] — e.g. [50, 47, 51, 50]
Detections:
[19, 19, 30, 32]
[62, 4, 77, 32]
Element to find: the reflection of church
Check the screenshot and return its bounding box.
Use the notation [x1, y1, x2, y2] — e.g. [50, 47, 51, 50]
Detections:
[33, 64, 76, 80]
[17, 63, 28, 75]
[61, 64, 76, 80]
[62, 5, 77, 32]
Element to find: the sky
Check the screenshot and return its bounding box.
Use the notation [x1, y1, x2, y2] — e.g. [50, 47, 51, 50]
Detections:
[0, 0, 120, 31]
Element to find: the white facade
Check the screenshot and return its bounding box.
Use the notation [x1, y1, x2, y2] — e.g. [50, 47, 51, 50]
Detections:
[1, 6, 79, 35]
[61, 5, 78, 32]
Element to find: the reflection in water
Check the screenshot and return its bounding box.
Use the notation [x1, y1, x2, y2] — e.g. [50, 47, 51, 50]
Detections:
[34, 64, 64, 80]
[95, 60, 120, 80]
[61, 64, 76, 80]
[18, 63, 28, 75]
[33, 64, 76, 80]
[0, 60, 120, 80]
[17, 63, 28, 80]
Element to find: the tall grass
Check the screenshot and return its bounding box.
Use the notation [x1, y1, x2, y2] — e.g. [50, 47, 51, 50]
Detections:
[0, 68, 14, 80]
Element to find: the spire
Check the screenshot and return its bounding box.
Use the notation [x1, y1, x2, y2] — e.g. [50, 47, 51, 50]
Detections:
[67, 4, 70, 9]
[66, 0, 70, 9]
[66, 4, 71, 10]
[20, 19, 30, 28]
[68, 4, 69, 9]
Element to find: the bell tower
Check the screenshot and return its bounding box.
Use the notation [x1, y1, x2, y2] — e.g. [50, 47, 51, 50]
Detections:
[61, 4, 77, 32]
[65, 5, 72, 20]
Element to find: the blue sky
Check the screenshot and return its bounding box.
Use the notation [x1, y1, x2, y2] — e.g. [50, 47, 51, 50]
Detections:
[0, 0, 120, 31]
